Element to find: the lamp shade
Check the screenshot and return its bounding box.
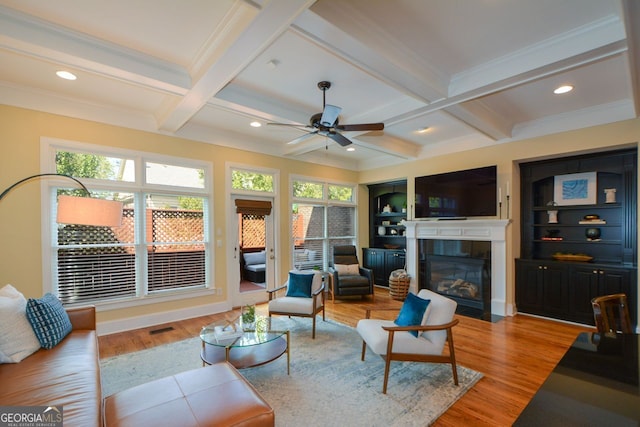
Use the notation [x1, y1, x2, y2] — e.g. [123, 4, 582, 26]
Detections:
[57, 195, 123, 227]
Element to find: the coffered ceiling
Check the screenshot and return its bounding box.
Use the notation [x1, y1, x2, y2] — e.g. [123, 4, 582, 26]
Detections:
[1, 0, 638, 170]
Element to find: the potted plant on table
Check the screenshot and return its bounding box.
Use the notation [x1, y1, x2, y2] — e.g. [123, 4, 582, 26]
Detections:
[241, 305, 256, 331]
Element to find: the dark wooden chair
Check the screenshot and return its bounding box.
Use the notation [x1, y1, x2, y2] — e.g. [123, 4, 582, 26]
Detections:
[591, 293, 633, 333]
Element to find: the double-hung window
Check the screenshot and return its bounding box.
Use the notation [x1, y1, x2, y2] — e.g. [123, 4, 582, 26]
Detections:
[291, 178, 356, 270]
[46, 140, 212, 306]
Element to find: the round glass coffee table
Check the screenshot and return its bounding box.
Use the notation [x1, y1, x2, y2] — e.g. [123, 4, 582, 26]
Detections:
[200, 316, 290, 374]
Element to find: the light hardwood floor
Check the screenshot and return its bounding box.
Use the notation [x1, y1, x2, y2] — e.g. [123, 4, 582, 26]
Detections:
[98, 288, 591, 426]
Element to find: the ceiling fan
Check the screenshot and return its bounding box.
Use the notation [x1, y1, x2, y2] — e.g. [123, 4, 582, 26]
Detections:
[268, 81, 384, 147]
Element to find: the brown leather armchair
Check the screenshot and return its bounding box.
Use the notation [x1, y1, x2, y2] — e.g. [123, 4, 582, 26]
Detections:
[329, 245, 374, 300]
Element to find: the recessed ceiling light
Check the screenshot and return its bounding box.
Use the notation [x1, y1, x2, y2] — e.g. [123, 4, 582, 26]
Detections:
[250, 121, 262, 128]
[346, 147, 355, 152]
[56, 70, 77, 80]
[417, 126, 430, 133]
[553, 85, 573, 94]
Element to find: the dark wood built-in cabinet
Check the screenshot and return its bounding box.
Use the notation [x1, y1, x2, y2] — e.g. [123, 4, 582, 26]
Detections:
[362, 247, 406, 286]
[363, 181, 407, 286]
[517, 148, 637, 328]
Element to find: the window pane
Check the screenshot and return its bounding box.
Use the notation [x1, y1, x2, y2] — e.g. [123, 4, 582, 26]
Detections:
[292, 204, 325, 270]
[146, 162, 205, 188]
[328, 206, 355, 237]
[56, 202, 136, 304]
[56, 149, 134, 182]
[293, 204, 324, 239]
[146, 195, 206, 293]
[293, 240, 323, 271]
[240, 213, 266, 249]
[147, 243, 205, 292]
[232, 170, 274, 192]
[293, 180, 323, 199]
[328, 184, 353, 202]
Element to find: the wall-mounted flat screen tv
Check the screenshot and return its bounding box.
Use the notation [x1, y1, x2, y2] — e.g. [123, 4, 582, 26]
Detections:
[414, 165, 497, 219]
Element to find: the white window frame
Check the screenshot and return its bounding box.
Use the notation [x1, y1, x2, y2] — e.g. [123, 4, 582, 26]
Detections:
[290, 175, 358, 270]
[40, 137, 215, 310]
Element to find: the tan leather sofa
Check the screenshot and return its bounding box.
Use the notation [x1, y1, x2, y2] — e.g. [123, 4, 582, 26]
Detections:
[1, 306, 274, 427]
[0, 306, 102, 427]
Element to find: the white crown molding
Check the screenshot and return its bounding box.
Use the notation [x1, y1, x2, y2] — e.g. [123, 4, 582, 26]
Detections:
[512, 99, 635, 139]
[0, 81, 160, 132]
[450, 15, 626, 96]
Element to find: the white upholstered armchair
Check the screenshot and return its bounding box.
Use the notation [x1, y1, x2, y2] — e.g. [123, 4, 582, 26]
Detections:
[267, 270, 325, 339]
[356, 289, 459, 393]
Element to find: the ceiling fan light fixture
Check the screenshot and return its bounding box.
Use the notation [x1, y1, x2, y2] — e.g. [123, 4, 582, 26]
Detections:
[270, 81, 384, 148]
[554, 85, 573, 94]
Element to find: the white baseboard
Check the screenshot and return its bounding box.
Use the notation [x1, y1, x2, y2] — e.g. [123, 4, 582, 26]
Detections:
[96, 300, 233, 336]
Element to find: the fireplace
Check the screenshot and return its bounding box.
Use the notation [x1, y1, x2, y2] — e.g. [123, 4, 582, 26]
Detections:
[404, 219, 511, 318]
[419, 240, 491, 313]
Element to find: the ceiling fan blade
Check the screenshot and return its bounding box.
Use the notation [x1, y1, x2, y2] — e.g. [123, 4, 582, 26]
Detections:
[336, 122, 384, 132]
[267, 122, 312, 132]
[287, 131, 319, 145]
[320, 105, 342, 127]
[327, 131, 352, 147]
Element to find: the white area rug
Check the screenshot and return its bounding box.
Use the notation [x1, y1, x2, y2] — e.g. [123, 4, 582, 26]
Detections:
[101, 318, 482, 426]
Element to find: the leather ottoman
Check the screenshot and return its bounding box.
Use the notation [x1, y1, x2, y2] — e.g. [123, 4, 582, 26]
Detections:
[103, 362, 274, 426]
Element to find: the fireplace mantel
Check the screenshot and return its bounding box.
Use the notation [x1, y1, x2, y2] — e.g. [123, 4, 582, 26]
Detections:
[404, 219, 511, 316]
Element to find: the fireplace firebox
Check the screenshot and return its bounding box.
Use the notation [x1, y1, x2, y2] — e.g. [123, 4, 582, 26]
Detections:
[418, 240, 491, 315]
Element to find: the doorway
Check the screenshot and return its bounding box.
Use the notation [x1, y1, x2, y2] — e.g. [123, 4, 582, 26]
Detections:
[230, 196, 275, 307]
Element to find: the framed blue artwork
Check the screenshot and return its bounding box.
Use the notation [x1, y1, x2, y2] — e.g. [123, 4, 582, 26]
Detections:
[554, 172, 597, 205]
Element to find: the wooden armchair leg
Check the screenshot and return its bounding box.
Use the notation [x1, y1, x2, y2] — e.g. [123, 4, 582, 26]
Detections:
[312, 315, 316, 339]
[447, 328, 459, 385]
[361, 341, 367, 361]
[382, 358, 391, 394]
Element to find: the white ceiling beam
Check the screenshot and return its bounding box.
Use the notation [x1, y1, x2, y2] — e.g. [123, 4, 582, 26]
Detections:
[292, 8, 447, 104]
[449, 14, 626, 96]
[351, 134, 421, 159]
[156, 0, 316, 133]
[443, 102, 513, 140]
[386, 40, 629, 128]
[431, 16, 628, 142]
[283, 136, 328, 157]
[0, 5, 190, 94]
[621, 0, 640, 116]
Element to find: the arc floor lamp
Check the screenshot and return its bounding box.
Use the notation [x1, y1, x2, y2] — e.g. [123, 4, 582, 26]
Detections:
[0, 173, 123, 227]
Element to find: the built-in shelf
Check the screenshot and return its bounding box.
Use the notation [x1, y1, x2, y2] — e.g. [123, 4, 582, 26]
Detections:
[517, 148, 637, 328]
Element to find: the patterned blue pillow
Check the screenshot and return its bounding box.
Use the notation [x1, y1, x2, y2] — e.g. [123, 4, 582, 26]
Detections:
[26, 293, 72, 349]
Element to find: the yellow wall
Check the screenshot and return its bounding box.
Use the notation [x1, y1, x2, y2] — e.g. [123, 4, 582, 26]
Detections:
[0, 105, 357, 325]
[1, 104, 639, 327]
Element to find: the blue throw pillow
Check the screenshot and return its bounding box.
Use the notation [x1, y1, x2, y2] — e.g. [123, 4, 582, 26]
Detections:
[286, 272, 314, 298]
[26, 293, 72, 349]
[395, 292, 431, 337]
